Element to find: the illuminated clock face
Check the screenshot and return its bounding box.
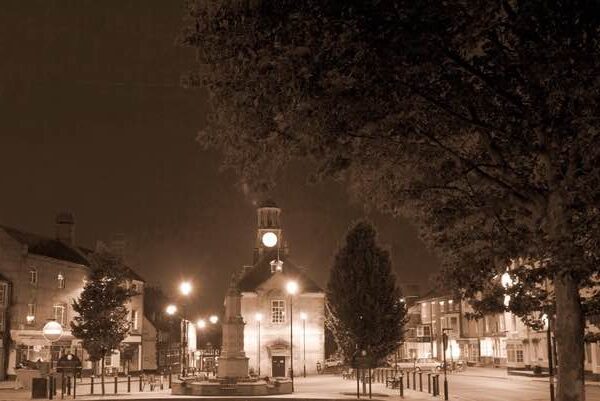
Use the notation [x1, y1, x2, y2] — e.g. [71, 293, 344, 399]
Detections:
[261, 232, 278, 247]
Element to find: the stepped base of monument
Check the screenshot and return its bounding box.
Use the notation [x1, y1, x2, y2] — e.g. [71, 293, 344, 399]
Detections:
[171, 378, 293, 396]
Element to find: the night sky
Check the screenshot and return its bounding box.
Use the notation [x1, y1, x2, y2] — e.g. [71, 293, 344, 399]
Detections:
[0, 1, 439, 314]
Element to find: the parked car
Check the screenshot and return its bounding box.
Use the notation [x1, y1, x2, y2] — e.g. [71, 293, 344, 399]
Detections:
[324, 357, 344, 368]
[392, 358, 442, 372]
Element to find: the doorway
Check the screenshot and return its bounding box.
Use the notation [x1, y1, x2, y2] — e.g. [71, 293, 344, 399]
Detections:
[272, 356, 285, 377]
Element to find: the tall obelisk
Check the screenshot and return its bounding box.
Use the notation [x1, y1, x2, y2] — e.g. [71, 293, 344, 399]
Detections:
[217, 278, 249, 378]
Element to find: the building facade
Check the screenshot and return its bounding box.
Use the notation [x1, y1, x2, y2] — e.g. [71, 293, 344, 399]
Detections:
[237, 202, 325, 377]
[0, 213, 145, 378]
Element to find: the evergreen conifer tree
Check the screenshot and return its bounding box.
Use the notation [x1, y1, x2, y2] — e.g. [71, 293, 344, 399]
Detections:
[326, 221, 406, 367]
[71, 252, 135, 394]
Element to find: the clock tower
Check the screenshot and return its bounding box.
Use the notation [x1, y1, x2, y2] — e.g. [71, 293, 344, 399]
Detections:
[253, 200, 287, 264]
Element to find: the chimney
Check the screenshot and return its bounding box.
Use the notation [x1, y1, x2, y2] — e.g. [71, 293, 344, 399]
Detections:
[55, 211, 75, 245]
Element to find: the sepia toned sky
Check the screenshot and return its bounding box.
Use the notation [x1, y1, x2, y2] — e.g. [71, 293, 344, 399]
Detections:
[0, 0, 440, 314]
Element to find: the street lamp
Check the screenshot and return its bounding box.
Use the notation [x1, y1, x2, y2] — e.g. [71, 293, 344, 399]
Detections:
[209, 315, 219, 324]
[165, 304, 178, 382]
[441, 328, 451, 401]
[197, 319, 206, 329]
[300, 312, 307, 377]
[256, 313, 262, 376]
[286, 280, 298, 392]
[43, 320, 63, 370]
[179, 281, 192, 376]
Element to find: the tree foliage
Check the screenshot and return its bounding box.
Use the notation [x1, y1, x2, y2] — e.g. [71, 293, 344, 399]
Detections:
[326, 221, 405, 365]
[71, 252, 135, 393]
[180, 1, 600, 399]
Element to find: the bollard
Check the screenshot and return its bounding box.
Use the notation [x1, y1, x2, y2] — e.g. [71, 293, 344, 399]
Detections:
[406, 370, 410, 388]
[399, 373, 404, 398]
[419, 372, 423, 392]
[139, 375, 143, 391]
[444, 375, 449, 401]
[67, 376, 71, 396]
[412, 370, 416, 390]
[73, 373, 77, 399]
[428, 373, 431, 393]
[168, 371, 172, 389]
[434, 375, 440, 396]
[128, 375, 131, 393]
[48, 375, 53, 400]
[90, 376, 94, 395]
[114, 376, 118, 394]
[53, 376, 57, 396]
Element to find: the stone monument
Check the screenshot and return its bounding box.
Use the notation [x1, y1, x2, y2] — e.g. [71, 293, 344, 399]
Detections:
[217, 280, 249, 378]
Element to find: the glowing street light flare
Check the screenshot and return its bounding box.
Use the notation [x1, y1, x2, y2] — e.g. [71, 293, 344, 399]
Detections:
[286, 280, 299, 295]
[166, 304, 177, 315]
[300, 312, 307, 320]
[179, 281, 192, 296]
[197, 319, 206, 329]
[255, 313, 263, 322]
[209, 315, 219, 324]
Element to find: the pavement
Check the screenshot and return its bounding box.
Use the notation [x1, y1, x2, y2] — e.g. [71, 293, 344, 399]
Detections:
[2, 369, 600, 401]
[0, 374, 443, 401]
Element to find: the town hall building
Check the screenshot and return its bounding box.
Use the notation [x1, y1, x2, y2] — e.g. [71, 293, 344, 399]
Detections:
[237, 201, 325, 377]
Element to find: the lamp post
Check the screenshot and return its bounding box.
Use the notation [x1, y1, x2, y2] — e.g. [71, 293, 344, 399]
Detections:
[179, 281, 192, 376]
[441, 328, 451, 401]
[255, 313, 262, 376]
[286, 280, 299, 392]
[300, 312, 307, 377]
[43, 320, 63, 370]
[166, 304, 178, 378]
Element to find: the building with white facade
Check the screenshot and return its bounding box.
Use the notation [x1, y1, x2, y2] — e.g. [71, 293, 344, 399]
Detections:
[237, 201, 325, 377]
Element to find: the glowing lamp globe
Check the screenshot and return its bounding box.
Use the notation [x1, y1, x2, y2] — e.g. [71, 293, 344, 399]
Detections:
[255, 313, 263, 322]
[179, 281, 192, 296]
[209, 315, 219, 324]
[197, 319, 206, 329]
[166, 304, 177, 315]
[42, 321, 63, 342]
[286, 280, 299, 295]
[261, 232, 278, 248]
[300, 312, 307, 320]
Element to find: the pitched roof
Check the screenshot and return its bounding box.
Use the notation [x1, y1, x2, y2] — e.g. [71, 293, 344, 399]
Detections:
[0, 226, 145, 282]
[1, 225, 89, 266]
[237, 254, 322, 293]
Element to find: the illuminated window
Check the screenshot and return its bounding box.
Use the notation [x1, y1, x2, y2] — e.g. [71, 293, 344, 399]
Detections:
[271, 300, 285, 324]
[417, 325, 431, 337]
[53, 304, 66, 326]
[29, 268, 38, 285]
[27, 304, 36, 324]
[57, 272, 65, 289]
[131, 310, 139, 331]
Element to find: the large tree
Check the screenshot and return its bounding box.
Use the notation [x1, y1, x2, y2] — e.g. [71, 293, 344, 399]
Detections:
[326, 221, 405, 367]
[180, 2, 600, 400]
[71, 252, 135, 394]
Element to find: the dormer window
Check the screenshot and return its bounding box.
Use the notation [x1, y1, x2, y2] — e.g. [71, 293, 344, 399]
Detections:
[57, 273, 65, 289]
[29, 268, 38, 286]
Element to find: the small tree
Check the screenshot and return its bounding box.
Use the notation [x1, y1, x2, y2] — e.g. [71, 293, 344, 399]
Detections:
[326, 221, 406, 369]
[71, 252, 135, 394]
